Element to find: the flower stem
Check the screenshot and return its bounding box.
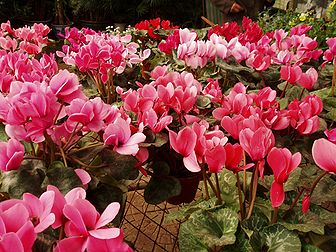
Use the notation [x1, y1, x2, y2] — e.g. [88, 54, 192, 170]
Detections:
[280, 81, 289, 99]
[331, 63, 336, 97]
[236, 172, 245, 220]
[60, 147, 68, 167]
[298, 87, 305, 100]
[309, 171, 329, 197]
[271, 207, 279, 224]
[214, 173, 223, 205]
[247, 164, 259, 219]
[202, 165, 210, 200]
[282, 187, 305, 219]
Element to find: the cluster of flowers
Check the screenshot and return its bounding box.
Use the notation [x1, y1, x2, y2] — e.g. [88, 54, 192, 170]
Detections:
[117, 63, 324, 209]
[0, 21, 50, 55]
[0, 68, 145, 169]
[134, 17, 179, 40]
[57, 27, 151, 85]
[159, 18, 323, 76]
[0, 185, 131, 252]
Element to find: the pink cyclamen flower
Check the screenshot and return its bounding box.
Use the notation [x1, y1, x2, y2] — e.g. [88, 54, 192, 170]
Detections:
[55, 200, 131, 252]
[0, 203, 36, 252]
[325, 128, 336, 144]
[267, 147, 301, 208]
[312, 138, 336, 173]
[297, 67, 318, 90]
[103, 117, 146, 156]
[0, 139, 24, 171]
[49, 69, 86, 104]
[239, 126, 275, 178]
[224, 143, 254, 173]
[169, 127, 200, 172]
[280, 65, 302, 84]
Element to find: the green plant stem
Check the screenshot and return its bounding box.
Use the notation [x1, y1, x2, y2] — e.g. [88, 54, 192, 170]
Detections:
[331, 63, 336, 97]
[258, 71, 266, 87]
[288, 187, 304, 211]
[206, 175, 218, 199]
[58, 225, 64, 241]
[298, 87, 305, 100]
[282, 187, 305, 219]
[30, 142, 36, 156]
[271, 207, 279, 224]
[67, 156, 107, 169]
[202, 165, 210, 200]
[236, 172, 245, 220]
[247, 164, 259, 219]
[243, 151, 247, 197]
[70, 142, 104, 154]
[60, 147, 68, 167]
[214, 173, 223, 205]
[280, 81, 289, 99]
[309, 171, 329, 197]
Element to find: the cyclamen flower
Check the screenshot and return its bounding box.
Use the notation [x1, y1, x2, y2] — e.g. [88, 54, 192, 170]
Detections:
[169, 127, 200, 172]
[49, 69, 86, 103]
[267, 147, 301, 208]
[312, 138, 336, 174]
[0, 203, 36, 252]
[103, 117, 146, 156]
[0, 138, 24, 171]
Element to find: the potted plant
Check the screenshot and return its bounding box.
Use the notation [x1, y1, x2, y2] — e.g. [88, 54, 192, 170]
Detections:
[14, 0, 54, 26]
[51, 0, 73, 39]
[70, 0, 117, 30]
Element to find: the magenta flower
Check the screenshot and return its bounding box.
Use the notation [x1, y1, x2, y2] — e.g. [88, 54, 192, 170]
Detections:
[0, 139, 24, 172]
[312, 138, 336, 174]
[297, 67, 318, 90]
[324, 128, 336, 144]
[49, 69, 86, 104]
[169, 127, 200, 172]
[267, 147, 301, 208]
[0, 203, 36, 252]
[103, 117, 146, 156]
[224, 143, 254, 173]
[55, 200, 131, 252]
[280, 65, 302, 84]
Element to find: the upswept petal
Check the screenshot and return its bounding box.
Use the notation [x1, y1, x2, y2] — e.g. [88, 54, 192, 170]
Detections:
[312, 138, 336, 173]
[95, 202, 120, 229]
[270, 181, 285, 208]
[88, 228, 120, 239]
[183, 151, 201, 172]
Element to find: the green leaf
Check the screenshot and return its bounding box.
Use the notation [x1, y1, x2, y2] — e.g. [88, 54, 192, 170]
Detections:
[251, 224, 301, 252]
[311, 87, 331, 100]
[0, 160, 45, 198]
[281, 211, 325, 235]
[222, 230, 252, 252]
[322, 97, 336, 112]
[196, 95, 212, 109]
[144, 175, 181, 204]
[0, 123, 8, 141]
[278, 97, 289, 110]
[179, 208, 239, 251]
[99, 149, 139, 181]
[45, 161, 82, 194]
[302, 243, 324, 252]
[140, 132, 169, 148]
[242, 213, 269, 233]
[86, 183, 126, 226]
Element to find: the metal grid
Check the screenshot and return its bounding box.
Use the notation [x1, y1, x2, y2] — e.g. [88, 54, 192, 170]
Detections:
[121, 177, 183, 252]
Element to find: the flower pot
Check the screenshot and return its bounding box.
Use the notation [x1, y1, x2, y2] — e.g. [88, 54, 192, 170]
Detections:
[167, 172, 202, 205]
[51, 23, 73, 39]
[78, 20, 111, 31]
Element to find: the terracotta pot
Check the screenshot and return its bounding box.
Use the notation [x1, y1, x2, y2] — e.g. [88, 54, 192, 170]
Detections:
[167, 172, 201, 205]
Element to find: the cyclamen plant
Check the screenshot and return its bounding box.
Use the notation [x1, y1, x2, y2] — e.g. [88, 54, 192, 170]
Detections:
[0, 14, 336, 251]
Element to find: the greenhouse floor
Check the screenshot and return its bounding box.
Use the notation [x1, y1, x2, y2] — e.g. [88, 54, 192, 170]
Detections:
[121, 176, 202, 251]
